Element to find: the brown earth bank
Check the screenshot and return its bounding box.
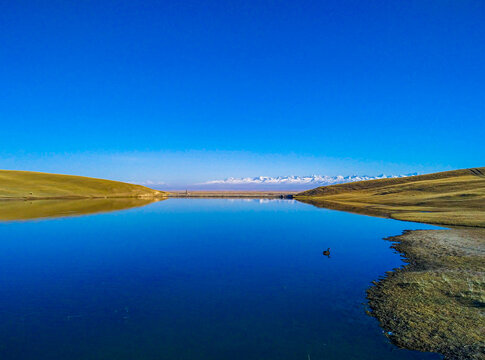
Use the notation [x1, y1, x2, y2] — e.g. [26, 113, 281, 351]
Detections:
[367, 229, 485, 360]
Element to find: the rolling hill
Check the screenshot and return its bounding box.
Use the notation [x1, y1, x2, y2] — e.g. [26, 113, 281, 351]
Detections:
[295, 167, 485, 227]
[0, 170, 167, 199]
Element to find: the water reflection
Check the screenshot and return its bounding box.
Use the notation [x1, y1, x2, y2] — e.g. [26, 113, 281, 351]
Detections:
[296, 198, 388, 219]
[0, 199, 441, 360]
[225, 198, 296, 204]
[0, 198, 164, 221]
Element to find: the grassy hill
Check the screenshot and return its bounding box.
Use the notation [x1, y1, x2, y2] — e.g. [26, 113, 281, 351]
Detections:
[295, 167, 485, 227]
[0, 170, 167, 199]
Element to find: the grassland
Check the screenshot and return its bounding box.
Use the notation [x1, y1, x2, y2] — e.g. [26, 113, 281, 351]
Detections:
[295, 167, 485, 227]
[0, 170, 167, 199]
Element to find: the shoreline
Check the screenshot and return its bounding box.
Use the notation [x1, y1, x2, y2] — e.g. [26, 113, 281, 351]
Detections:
[295, 167, 485, 228]
[367, 228, 485, 360]
[0, 191, 297, 201]
[295, 196, 485, 228]
[0, 194, 167, 201]
[165, 191, 296, 198]
[295, 197, 485, 228]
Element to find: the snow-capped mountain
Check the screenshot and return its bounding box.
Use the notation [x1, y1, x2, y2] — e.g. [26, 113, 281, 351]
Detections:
[143, 173, 418, 191]
[193, 173, 419, 190]
[203, 173, 417, 186]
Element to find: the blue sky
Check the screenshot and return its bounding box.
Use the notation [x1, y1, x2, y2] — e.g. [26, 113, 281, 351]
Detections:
[1, 1, 484, 186]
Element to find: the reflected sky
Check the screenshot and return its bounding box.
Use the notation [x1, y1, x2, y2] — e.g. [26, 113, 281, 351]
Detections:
[0, 199, 442, 359]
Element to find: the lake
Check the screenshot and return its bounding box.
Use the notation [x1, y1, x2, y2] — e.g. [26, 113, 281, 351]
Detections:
[0, 199, 442, 359]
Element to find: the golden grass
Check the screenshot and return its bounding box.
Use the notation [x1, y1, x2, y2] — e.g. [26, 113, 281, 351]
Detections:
[296, 167, 485, 227]
[0, 170, 167, 199]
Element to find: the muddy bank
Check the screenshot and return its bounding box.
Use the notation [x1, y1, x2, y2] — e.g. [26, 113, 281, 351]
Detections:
[367, 229, 485, 359]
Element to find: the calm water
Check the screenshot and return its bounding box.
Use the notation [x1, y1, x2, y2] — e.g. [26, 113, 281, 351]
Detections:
[0, 199, 442, 360]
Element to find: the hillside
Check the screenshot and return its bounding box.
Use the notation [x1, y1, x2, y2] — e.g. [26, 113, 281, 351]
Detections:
[0, 170, 167, 199]
[295, 167, 485, 227]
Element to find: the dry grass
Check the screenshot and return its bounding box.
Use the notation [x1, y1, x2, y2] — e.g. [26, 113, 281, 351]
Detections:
[367, 229, 485, 360]
[0, 170, 167, 199]
[296, 167, 485, 227]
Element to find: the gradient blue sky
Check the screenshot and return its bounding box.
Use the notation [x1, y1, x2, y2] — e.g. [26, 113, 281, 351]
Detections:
[1, 1, 484, 186]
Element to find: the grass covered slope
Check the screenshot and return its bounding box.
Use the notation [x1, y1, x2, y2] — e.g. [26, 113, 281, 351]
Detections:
[0, 170, 167, 199]
[296, 167, 485, 227]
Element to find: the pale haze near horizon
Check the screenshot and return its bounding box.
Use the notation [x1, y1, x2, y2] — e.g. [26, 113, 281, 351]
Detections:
[1, 150, 459, 189]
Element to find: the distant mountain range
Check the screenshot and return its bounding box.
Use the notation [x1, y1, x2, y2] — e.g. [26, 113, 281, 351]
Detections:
[197, 173, 418, 190]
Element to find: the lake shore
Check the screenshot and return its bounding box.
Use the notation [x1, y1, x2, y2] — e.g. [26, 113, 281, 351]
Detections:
[294, 169, 485, 359]
[367, 228, 485, 360]
[166, 190, 297, 198]
[295, 167, 485, 227]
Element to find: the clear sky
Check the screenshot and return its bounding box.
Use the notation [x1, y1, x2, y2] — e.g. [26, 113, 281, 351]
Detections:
[1, 1, 484, 186]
